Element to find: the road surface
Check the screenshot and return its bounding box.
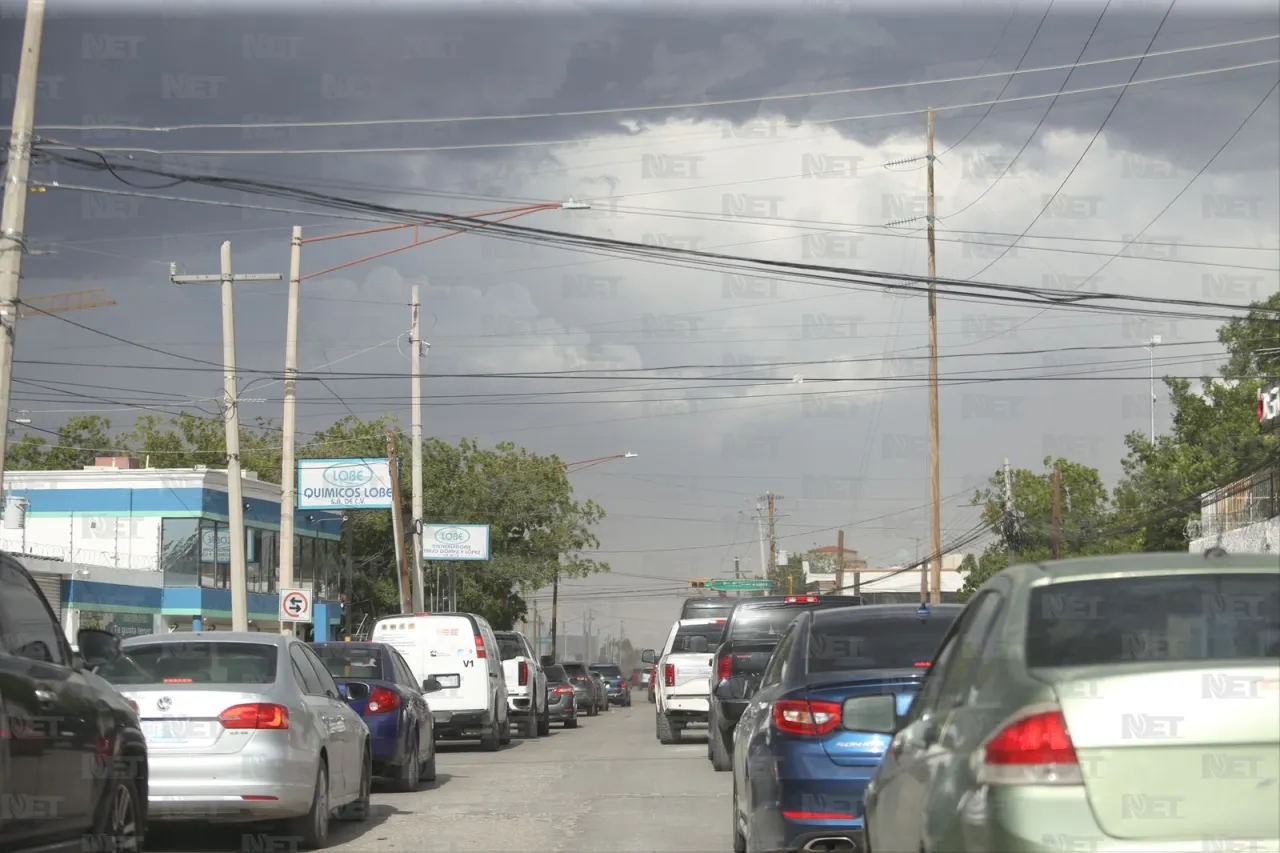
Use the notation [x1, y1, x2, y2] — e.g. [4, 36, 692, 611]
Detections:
[148, 699, 729, 853]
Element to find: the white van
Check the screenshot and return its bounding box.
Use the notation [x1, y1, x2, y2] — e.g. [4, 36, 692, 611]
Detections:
[371, 612, 512, 750]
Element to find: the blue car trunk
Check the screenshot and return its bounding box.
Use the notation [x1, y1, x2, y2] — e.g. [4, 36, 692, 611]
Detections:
[798, 670, 926, 767]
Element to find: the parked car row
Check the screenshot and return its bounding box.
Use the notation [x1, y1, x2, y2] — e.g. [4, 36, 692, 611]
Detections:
[647, 554, 1280, 853]
[0, 556, 638, 853]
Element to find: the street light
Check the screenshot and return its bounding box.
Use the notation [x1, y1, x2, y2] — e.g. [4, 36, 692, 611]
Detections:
[280, 200, 591, 629]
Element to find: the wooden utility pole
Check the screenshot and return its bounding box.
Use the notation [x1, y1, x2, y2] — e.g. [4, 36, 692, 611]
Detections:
[386, 430, 410, 612]
[1003, 458, 1017, 568]
[1052, 462, 1062, 559]
[835, 530, 846, 594]
[766, 492, 778, 578]
[925, 106, 943, 606]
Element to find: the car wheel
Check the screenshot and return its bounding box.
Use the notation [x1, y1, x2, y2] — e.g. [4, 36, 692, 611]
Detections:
[564, 717, 578, 729]
[588, 699, 599, 717]
[710, 724, 732, 772]
[288, 762, 329, 850]
[392, 736, 420, 792]
[732, 780, 747, 853]
[421, 738, 437, 783]
[525, 705, 540, 738]
[657, 712, 680, 744]
[499, 714, 512, 746]
[86, 772, 143, 853]
[537, 704, 551, 737]
[339, 745, 372, 820]
[479, 716, 501, 751]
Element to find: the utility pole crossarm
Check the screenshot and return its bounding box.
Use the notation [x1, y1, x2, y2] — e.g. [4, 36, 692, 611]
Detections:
[19, 288, 117, 318]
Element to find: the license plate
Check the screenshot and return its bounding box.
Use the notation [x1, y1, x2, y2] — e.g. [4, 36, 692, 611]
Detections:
[435, 674, 460, 689]
[142, 720, 188, 742]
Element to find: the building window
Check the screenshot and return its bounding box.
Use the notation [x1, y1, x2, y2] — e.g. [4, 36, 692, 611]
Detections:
[261, 530, 278, 593]
[161, 518, 200, 587]
[199, 519, 229, 589]
[246, 528, 276, 594]
[319, 538, 340, 598]
[296, 536, 315, 586]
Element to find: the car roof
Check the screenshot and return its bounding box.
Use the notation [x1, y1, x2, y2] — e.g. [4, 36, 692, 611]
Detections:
[312, 642, 388, 653]
[676, 617, 727, 626]
[991, 551, 1279, 590]
[121, 632, 290, 647]
[811, 603, 964, 625]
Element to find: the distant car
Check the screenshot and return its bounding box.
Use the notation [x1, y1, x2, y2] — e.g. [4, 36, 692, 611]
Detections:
[863, 554, 1280, 853]
[543, 664, 579, 728]
[680, 595, 737, 621]
[0, 554, 149, 853]
[590, 663, 633, 707]
[559, 662, 606, 715]
[630, 667, 646, 688]
[494, 631, 550, 738]
[97, 632, 371, 849]
[727, 603, 961, 853]
[310, 641, 441, 791]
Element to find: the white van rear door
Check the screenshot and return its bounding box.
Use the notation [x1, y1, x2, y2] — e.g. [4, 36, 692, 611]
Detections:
[421, 616, 489, 712]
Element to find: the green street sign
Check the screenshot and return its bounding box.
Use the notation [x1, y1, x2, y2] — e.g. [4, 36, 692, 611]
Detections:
[707, 579, 773, 592]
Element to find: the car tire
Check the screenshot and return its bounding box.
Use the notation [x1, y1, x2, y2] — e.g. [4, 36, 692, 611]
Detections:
[339, 745, 372, 820]
[86, 771, 144, 853]
[392, 736, 420, 792]
[499, 714, 512, 746]
[564, 717, 578, 729]
[537, 704, 551, 737]
[657, 712, 679, 745]
[479, 715, 501, 751]
[710, 724, 732, 772]
[288, 762, 330, 850]
[588, 699, 599, 717]
[525, 705, 540, 739]
[421, 739, 437, 783]
[732, 780, 747, 853]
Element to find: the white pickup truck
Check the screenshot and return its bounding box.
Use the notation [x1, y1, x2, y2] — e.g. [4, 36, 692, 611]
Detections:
[494, 630, 549, 738]
[643, 617, 726, 745]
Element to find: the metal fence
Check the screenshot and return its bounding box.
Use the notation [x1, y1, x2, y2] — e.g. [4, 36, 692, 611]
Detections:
[1195, 465, 1280, 538]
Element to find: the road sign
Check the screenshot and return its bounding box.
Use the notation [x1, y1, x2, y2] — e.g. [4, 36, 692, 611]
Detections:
[420, 524, 491, 561]
[707, 579, 773, 592]
[297, 458, 394, 510]
[279, 587, 313, 623]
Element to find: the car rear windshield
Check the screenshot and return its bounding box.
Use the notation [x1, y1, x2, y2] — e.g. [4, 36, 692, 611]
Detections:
[545, 665, 569, 682]
[98, 642, 279, 685]
[728, 606, 812, 641]
[670, 624, 725, 652]
[682, 599, 735, 619]
[494, 635, 526, 661]
[311, 646, 385, 679]
[1026, 574, 1280, 667]
[807, 615, 956, 673]
[561, 663, 589, 676]
[590, 665, 623, 677]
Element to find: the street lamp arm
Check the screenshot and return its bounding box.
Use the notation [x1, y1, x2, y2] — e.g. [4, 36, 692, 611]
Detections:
[562, 452, 637, 473]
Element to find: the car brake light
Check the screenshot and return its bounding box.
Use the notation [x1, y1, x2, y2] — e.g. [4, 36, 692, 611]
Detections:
[219, 703, 290, 730]
[914, 661, 931, 668]
[554, 685, 574, 695]
[366, 687, 399, 714]
[717, 655, 732, 682]
[772, 699, 841, 737]
[518, 661, 529, 686]
[664, 663, 675, 687]
[715, 619, 726, 624]
[977, 708, 1081, 786]
[474, 634, 487, 659]
[784, 595, 819, 604]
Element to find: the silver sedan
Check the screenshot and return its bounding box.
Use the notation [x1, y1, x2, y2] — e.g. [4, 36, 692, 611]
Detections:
[96, 632, 372, 850]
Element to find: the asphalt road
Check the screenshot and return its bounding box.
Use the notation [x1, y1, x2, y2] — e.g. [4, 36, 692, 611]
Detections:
[148, 695, 730, 853]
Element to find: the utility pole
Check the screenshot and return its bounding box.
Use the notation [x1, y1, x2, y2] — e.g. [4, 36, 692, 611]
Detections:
[1146, 334, 1161, 442]
[342, 512, 354, 636]
[0, 0, 47, 499]
[279, 224, 303, 632]
[925, 106, 943, 607]
[1052, 462, 1062, 560]
[550, 572, 560, 660]
[733, 556, 741, 598]
[835, 529, 846, 595]
[171, 243, 281, 634]
[387, 430, 409, 612]
[766, 493, 779, 581]
[409, 284, 425, 613]
[755, 500, 768, 580]
[1003, 458, 1017, 568]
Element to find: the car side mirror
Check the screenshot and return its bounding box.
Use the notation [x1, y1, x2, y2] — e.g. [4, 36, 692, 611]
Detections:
[688, 636, 708, 653]
[76, 628, 121, 668]
[714, 675, 754, 701]
[422, 678, 443, 694]
[340, 681, 371, 701]
[842, 694, 898, 734]
[640, 649, 656, 664]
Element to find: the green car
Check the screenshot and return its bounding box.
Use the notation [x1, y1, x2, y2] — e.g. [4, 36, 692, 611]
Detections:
[860, 552, 1280, 853]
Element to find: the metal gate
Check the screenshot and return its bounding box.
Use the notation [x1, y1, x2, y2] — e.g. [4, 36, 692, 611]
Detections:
[32, 572, 63, 614]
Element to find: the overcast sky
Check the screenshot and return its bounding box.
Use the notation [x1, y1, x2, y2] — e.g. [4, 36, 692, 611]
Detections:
[1, 0, 1277, 647]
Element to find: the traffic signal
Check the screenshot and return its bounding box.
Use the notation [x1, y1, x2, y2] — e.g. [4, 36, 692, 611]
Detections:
[689, 578, 711, 588]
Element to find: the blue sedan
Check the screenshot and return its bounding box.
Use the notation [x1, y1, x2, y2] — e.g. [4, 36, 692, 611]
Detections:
[311, 641, 442, 792]
[723, 603, 961, 853]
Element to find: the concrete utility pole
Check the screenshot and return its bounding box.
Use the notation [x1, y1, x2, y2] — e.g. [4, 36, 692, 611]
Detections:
[766, 493, 779, 579]
[171, 243, 281, 633]
[1052, 462, 1062, 560]
[0, 0, 47, 499]
[755, 500, 768, 579]
[1003, 458, 1017, 568]
[409, 283, 425, 612]
[278, 225, 303, 630]
[733, 556, 741, 598]
[835, 529, 846, 595]
[925, 106, 943, 606]
[1146, 334, 1161, 442]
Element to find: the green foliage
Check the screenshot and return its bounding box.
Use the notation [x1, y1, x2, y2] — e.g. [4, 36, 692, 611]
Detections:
[6, 412, 610, 629]
[769, 552, 807, 596]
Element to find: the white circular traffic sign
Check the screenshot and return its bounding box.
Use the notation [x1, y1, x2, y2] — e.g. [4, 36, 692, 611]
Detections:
[282, 590, 311, 618]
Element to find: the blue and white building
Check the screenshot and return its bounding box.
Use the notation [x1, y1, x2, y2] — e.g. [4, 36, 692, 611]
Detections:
[1, 456, 347, 639]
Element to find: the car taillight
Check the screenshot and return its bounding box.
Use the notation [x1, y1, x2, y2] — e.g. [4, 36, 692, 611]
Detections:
[366, 687, 399, 714]
[717, 655, 732, 682]
[554, 685, 574, 695]
[218, 703, 290, 730]
[474, 634, 487, 659]
[772, 699, 840, 737]
[664, 663, 675, 687]
[518, 661, 529, 686]
[913, 661, 931, 668]
[977, 708, 1081, 786]
[784, 595, 819, 604]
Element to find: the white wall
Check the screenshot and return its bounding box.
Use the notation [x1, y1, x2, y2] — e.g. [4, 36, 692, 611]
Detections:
[1, 514, 161, 570]
[1189, 517, 1279, 555]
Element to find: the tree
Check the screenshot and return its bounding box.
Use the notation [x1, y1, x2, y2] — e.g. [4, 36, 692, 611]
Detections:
[958, 457, 1127, 599]
[5, 414, 121, 471]
[769, 552, 806, 596]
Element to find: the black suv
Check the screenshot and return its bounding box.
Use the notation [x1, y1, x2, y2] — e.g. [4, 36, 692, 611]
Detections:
[707, 594, 862, 771]
[679, 596, 736, 621]
[0, 554, 149, 853]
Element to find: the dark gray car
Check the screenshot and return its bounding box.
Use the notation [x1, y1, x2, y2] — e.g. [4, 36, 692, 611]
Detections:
[559, 662, 605, 716]
[543, 664, 579, 728]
